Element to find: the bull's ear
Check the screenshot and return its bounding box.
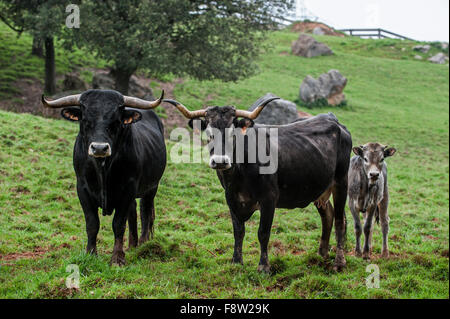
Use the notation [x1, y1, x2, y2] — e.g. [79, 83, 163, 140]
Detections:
[352, 146, 363, 156]
[122, 110, 142, 125]
[384, 147, 396, 158]
[61, 107, 82, 122]
[234, 118, 254, 134]
[188, 118, 207, 131]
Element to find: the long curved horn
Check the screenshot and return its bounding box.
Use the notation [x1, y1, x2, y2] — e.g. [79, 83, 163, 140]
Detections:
[163, 99, 207, 118]
[235, 97, 280, 119]
[41, 94, 81, 108]
[123, 90, 164, 109]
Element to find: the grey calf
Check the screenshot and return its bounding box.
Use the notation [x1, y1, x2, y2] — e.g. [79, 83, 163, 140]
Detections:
[348, 142, 396, 259]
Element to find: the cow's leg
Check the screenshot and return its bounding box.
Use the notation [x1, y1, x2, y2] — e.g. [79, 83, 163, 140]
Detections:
[230, 212, 245, 265]
[362, 206, 376, 260]
[349, 200, 362, 257]
[257, 201, 275, 273]
[332, 180, 348, 271]
[378, 199, 390, 258]
[110, 202, 131, 266]
[139, 188, 157, 245]
[127, 200, 138, 249]
[77, 184, 99, 255]
[315, 201, 334, 259]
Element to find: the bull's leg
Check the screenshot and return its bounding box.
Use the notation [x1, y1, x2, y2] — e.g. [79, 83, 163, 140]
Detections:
[332, 180, 348, 271]
[230, 212, 245, 265]
[349, 200, 362, 256]
[257, 202, 275, 273]
[110, 204, 130, 266]
[77, 184, 100, 255]
[139, 188, 157, 245]
[315, 201, 334, 259]
[127, 200, 138, 249]
[378, 200, 390, 258]
[362, 206, 376, 260]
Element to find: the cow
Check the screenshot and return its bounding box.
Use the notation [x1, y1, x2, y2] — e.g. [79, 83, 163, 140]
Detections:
[41, 89, 167, 266]
[348, 142, 396, 259]
[164, 97, 352, 271]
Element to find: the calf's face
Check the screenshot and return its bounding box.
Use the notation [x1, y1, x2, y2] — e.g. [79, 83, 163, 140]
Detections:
[189, 106, 253, 170]
[353, 143, 396, 185]
[60, 90, 142, 158]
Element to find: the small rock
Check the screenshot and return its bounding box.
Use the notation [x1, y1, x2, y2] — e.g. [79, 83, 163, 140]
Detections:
[299, 69, 347, 106]
[441, 42, 448, 50]
[248, 93, 299, 125]
[428, 52, 447, 64]
[63, 74, 87, 91]
[291, 34, 333, 58]
[312, 27, 325, 35]
[413, 44, 431, 53]
[414, 55, 423, 60]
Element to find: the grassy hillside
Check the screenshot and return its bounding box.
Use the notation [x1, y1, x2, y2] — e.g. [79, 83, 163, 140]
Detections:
[0, 24, 448, 298]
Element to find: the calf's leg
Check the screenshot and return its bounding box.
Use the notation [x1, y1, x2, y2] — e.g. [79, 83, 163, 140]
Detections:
[257, 201, 275, 273]
[378, 200, 390, 258]
[362, 206, 376, 260]
[77, 184, 100, 255]
[349, 200, 362, 256]
[315, 200, 334, 259]
[127, 200, 138, 249]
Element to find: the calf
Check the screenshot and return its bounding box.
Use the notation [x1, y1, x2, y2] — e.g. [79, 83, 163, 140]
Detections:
[348, 142, 396, 259]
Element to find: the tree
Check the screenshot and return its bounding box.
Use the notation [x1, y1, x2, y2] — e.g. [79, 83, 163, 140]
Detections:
[0, 0, 68, 94]
[69, 0, 294, 95]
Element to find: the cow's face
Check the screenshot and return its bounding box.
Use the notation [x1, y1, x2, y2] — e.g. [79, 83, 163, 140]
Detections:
[353, 143, 396, 185]
[60, 90, 142, 158]
[189, 106, 253, 170]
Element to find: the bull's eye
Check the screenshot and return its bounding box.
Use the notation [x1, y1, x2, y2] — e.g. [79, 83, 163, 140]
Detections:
[380, 158, 384, 162]
[364, 157, 368, 162]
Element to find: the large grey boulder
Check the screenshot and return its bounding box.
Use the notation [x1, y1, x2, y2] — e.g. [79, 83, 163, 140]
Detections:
[300, 69, 347, 106]
[248, 93, 299, 125]
[428, 52, 447, 64]
[413, 44, 431, 53]
[291, 34, 333, 58]
[312, 26, 326, 35]
[92, 72, 154, 98]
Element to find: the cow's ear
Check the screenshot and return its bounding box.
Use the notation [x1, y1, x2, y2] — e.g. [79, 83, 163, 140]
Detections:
[234, 118, 254, 134]
[61, 107, 82, 122]
[122, 110, 142, 125]
[384, 147, 396, 158]
[352, 146, 363, 157]
[188, 118, 207, 131]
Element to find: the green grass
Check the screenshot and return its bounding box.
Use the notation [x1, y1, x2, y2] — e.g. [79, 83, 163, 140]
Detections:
[0, 26, 448, 298]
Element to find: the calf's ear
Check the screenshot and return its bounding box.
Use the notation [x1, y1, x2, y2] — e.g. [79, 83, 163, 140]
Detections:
[122, 110, 142, 125]
[61, 107, 82, 122]
[234, 118, 254, 134]
[352, 146, 363, 157]
[188, 118, 207, 131]
[384, 147, 396, 157]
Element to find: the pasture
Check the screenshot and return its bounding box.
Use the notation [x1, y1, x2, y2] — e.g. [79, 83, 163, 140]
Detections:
[0, 24, 448, 298]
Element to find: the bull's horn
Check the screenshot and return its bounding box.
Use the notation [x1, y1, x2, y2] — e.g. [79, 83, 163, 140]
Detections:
[163, 99, 207, 118]
[235, 97, 280, 119]
[41, 94, 81, 108]
[123, 90, 164, 109]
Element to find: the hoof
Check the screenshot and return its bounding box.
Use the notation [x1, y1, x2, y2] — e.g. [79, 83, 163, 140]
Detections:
[231, 257, 243, 265]
[257, 264, 271, 273]
[138, 236, 149, 246]
[355, 249, 362, 257]
[110, 251, 126, 266]
[362, 252, 371, 260]
[381, 251, 389, 259]
[319, 248, 329, 259]
[333, 263, 346, 272]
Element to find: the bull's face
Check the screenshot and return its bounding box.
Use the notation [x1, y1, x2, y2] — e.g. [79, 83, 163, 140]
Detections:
[353, 143, 396, 185]
[189, 106, 254, 170]
[60, 90, 142, 158]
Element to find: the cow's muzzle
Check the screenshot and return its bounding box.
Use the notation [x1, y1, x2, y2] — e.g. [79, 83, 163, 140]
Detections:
[209, 155, 231, 170]
[88, 142, 111, 158]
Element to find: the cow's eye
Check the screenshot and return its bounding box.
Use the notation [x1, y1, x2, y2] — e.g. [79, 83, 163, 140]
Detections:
[364, 157, 368, 162]
[380, 158, 384, 162]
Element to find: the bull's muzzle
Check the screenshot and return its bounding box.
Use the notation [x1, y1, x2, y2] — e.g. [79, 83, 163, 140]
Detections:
[88, 142, 111, 158]
[210, 155, 231, 170]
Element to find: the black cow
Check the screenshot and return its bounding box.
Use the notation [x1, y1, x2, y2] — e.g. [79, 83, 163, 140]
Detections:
[164, 97, 352, 271]
[42, 90, 166, 266]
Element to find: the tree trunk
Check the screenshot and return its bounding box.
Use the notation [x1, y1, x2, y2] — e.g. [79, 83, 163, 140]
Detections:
[113, 68, 134, 95]
[31, 37, 44, 57]
[44, 37, 56, 95]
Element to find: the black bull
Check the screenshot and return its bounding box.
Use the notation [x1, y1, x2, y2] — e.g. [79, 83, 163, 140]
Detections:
[165, 98, 352, 271]
[42, 90, 166, 265]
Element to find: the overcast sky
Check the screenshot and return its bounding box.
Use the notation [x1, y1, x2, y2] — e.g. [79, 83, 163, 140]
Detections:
[296, 0, 449, 42]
